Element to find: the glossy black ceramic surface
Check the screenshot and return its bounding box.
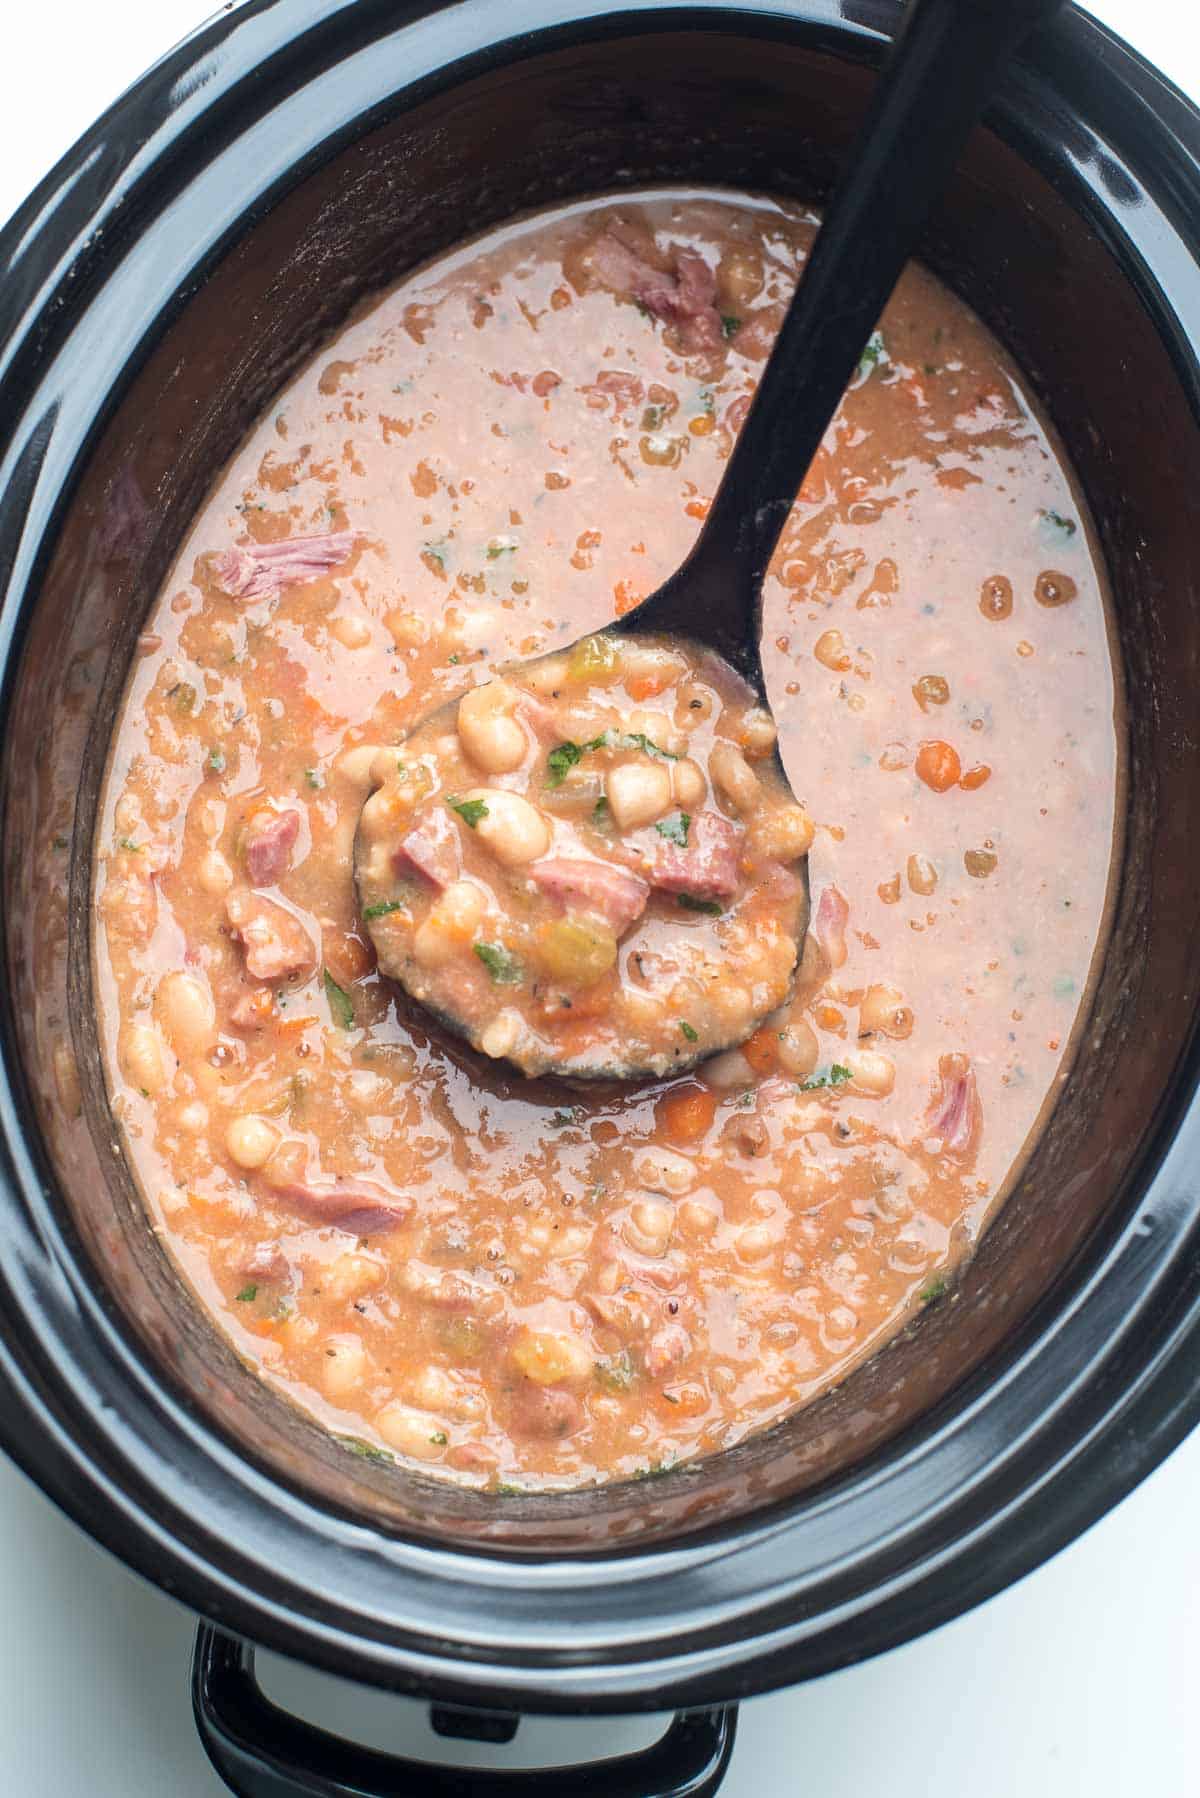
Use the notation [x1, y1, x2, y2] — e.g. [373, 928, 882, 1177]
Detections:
[1, 0, 1199, 1718]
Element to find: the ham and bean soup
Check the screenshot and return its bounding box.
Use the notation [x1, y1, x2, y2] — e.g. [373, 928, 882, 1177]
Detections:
[94, 192, 1117, 1489]
[355, 634, 810, 1078]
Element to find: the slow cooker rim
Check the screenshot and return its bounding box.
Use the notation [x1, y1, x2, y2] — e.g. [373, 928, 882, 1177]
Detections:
[1, 0, 1199, 1710]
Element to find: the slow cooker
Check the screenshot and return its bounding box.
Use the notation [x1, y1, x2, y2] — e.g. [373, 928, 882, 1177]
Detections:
[2, 2, 1199, 1791]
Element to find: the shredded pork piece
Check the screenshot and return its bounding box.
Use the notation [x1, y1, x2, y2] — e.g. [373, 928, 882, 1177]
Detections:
[925, 1053, 981, 1157]
[212, 530, 357, 601]
[266, 1177, 412, 1235]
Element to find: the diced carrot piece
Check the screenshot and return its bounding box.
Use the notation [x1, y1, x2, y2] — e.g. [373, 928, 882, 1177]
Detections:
[626, 670, 672, 701]
[684, 500, 710, 521]
[614, 579, 643, 617]
[915, 740, 961, 793]
[741, 1026, 778, 1076]
[959, 762, 992, 790]
[658, 1084, 718, 1144]
[276, 1014, 319, 1036]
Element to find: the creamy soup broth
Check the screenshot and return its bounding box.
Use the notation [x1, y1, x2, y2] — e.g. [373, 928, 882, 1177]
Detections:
[94, 192, 1117, 1488]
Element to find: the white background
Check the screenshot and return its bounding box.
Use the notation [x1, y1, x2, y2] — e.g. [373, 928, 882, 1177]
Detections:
[0, 2, 1195, 1792]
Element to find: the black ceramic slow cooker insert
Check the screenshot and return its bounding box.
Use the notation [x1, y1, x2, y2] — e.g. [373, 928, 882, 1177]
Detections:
[2, 2, 1199, 1793]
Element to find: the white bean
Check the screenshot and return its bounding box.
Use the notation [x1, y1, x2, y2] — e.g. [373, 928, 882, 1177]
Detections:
[625, 1197, 674, 1256]
[413, 880, 487, 970]
[632, 1146, 695, 1194]
[671, 758, 706, 808]
[709, 741, 760, 814]
[858, 984, 914, 1039]
[323, 1253, 386, 1305]
[606, 760, 672, 830]
[225, 1114, 279, 1170]
[626, 709, 685, 756]
[739, 707, 778, 757]
[479, 1009, 522, 1061]
[329, 612, 371, 649]
[457, 680, 527, 774]
[336, 744, 388, 790]
[156, 971, 215, 1056]
[321, 1334, 368, 1400]
[120, 1023, 167, 1095]
[467, 789, 550, 865]
[511, 1328, 592, 1385]
[844, 1047, 896, 1096]
[776, 1016, 819, 1079]
[750, 803, 815, 862]
[677, 1197, 720, 1238]
[408, 1365, 485, 1420]
[375, 1402, 447, 1458]
[736, 1221, 774, 1262]
[198, 850, 234, 895]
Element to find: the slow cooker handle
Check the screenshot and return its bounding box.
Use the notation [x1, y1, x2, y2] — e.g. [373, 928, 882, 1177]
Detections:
[192, 1625, 738, 1797]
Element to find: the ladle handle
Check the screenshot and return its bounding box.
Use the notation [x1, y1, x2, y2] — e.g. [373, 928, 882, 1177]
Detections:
[693, 0, 1066, 594]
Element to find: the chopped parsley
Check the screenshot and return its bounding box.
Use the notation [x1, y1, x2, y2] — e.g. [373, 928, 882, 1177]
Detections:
[548, 731, 678, 787]
[632, 1458, 676, 1481]
[720, 314, 741, 339]
[919, 1276, 948, 1305]
[551, 1107, 584, 1127]
[486, 538, 517, 559]
[592, 796, 611, 827]
[858, 330, 885, 373]
[679, 1020, 699, 1043]
[117, 837, 141, 853]
[655, 811, 690, 847]
[52, 835, 68, 851]
[474, 941, 523, 984]
[621, 730, 678, 761]
[677, 893, 722, 915]
[448, 795, 489, 828]
[429, 1430, 448, 1446]
[322, 969, 355, 1029]
[208, 747, 226, 774]
[547, 741, 584, 787]
[422, 540, 448, 569]
[234, 1284, 258, 1303]
[641, 404, 665, 431]
[338, 1436, 395, 1464]
[697, 386, 715, 417]
[798, 1063, 853, 1092]
[362, 898, 406, 921]
[594, 1350, 635, 1391]
[1039, 507, 1077, 542]
[304, 767, 321, 790]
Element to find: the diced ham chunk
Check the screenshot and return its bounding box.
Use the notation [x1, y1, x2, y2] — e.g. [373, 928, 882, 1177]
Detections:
[528, 857, 649, 935]
[243, 808, 300, 886]
[589, 227, 725, 354]
[266, 1177, 412, 1235]
[212, 530, 357, 601]
[641, 810, 743, 901]
[241, 1241, 290, 1283]
[925, 1054, 981, 1158]
[815, 885, 849, 970]
[394, 806, 460, 890]
[509, 1385, 583, 1440]
[225, 891, 317, 982]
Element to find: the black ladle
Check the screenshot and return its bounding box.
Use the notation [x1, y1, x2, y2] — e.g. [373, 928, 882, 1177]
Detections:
[614, 0, 1064, 688]
[359, 0, 1065, 1080]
